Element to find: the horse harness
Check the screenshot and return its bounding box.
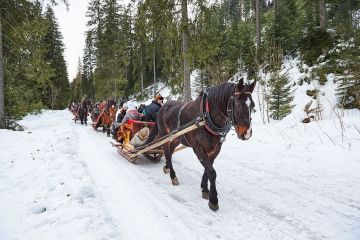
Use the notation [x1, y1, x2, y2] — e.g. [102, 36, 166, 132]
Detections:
[201, 89, 252, 141]
[177, 102, 192, 146]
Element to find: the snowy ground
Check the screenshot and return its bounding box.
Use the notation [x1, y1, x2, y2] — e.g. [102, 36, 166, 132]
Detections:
[1, 108, 360, 240]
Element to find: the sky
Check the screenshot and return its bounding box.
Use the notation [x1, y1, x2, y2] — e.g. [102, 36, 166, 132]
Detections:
[53, 0, 90, 82]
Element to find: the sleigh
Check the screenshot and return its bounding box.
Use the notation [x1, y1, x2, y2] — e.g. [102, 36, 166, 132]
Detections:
[71, 109, 81, 123]
[111, 118, 205, 164]
[92, 102, 117, 136]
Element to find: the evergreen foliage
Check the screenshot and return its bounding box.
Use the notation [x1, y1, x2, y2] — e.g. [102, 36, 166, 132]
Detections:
[43, 6, 70, 109]
[268, 73, 295, 120]
[1, 0, 69, 122]
[1, 0, 359, 125]
[335, 36, 360, 109]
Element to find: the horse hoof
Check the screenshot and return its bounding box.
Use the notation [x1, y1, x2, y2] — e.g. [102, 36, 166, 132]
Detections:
[171, 177, 179, 185]
[202, 192, 209, 200]
[208, 202, 219, 211]
[163, 166, 170, 174]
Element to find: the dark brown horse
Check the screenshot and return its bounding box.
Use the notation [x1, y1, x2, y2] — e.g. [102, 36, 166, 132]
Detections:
[147, 78, 255, 211]
[78, 98, 92, 125]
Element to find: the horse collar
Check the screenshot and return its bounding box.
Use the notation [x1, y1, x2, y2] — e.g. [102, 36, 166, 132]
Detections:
[201, 90, 232, 136]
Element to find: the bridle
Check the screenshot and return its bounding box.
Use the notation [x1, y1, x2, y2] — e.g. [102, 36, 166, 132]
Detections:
[226, 91, 252, 126]
[201, 89, 252, 137]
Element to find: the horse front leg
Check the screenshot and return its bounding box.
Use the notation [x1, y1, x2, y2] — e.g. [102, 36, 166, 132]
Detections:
[201, 171, 209, 199]
[106, 125, 110, 137]
[207, 165, 218, 211]
[194, 148, 220, 211]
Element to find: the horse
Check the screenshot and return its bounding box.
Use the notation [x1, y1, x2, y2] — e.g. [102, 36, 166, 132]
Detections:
[93, 98, 117, 136]
[78, 98, 92, 125]
[146, 78, 256, 211]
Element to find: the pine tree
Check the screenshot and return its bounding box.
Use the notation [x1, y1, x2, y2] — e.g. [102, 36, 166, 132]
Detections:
[43, 6, 70, 110]
[71, 59, 82, 102]
[3, 1, 52, 119]
[82, 31, 95, 102]
[336, 36, 360, 109]
[0, 8, 4, 128]
[268, 73, 295, 120]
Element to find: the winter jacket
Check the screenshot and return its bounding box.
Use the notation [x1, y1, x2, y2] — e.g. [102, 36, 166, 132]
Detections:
[121, 109, 142, 124]
[144, 101, 162, 122]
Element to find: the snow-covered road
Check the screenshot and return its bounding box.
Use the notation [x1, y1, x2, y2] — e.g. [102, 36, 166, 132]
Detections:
[1, 110, 360, 240]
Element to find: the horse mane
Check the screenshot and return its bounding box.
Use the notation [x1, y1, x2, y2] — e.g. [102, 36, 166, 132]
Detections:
[197, 83, 236, 113]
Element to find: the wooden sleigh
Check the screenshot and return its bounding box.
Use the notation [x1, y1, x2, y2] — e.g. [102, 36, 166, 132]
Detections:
[92, 106, 116, 136]
[111, 118, 205, 164]
[72, 109, 81, 123]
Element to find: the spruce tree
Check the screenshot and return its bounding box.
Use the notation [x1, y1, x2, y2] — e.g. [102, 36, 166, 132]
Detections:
[71, 59, 82, 102]
[0, 8, 4, 128]
[82, 31, 95, 102]
[336, 37, 360, 109]
[43, 6, 70, 109]
[3, 1, 52, 119]
[268, 73, 295, 120]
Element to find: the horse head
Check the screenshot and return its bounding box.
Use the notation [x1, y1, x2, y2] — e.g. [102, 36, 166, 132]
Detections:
[107, 98, 117, 121]
[232, 78, 256, 140]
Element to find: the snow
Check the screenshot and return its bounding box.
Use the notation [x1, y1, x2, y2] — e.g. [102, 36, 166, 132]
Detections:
[1, 57, 360, 239]
[0, 101, 359, 240]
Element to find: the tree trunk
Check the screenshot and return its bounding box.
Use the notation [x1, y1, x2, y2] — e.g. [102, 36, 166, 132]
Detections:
[273, 0, 278, 40]
[153, 29, 156, 96]
[140, 44, 144, 101]
[0, 11, 5, 128]
[319, 0, 326, 31]
[182, 0, 191, 101]
[256, 0, 261, 54]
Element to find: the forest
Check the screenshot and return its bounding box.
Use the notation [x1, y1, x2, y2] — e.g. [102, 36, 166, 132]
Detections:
[0, 0, 359, 128]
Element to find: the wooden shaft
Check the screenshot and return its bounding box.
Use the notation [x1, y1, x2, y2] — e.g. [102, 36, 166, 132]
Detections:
[173, 144, 188, 153]
[128, 120, 205, 158]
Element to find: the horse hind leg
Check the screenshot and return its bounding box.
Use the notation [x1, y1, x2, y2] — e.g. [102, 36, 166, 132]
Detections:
[163, 142, 180, 185]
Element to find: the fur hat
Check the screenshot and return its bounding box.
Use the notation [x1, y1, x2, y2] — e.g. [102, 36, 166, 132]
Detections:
[154, 94, 164, 101]
[138, 127, 150, 140]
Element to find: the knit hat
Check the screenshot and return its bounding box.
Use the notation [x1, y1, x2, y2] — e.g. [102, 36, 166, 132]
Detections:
[126, 101, 137, 112]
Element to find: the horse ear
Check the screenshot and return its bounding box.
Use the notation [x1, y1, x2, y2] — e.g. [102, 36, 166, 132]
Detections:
[248, 80, 256, 93]
[237, 77, 244, 91]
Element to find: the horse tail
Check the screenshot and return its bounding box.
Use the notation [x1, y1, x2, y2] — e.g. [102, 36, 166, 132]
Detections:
[145, 122, 158, 144]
